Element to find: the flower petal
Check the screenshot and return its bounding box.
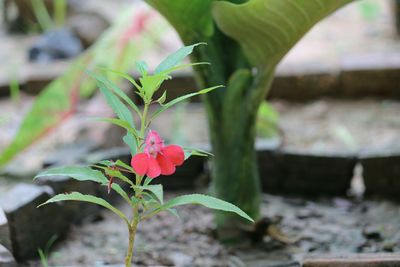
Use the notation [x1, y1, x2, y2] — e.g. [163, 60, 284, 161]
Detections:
[131, 153, 149, 176]
[156, 154, 176, 176]
[146, 156, 161, 178]
[145, 130, 164, 151]
[162, 145, 185, 166]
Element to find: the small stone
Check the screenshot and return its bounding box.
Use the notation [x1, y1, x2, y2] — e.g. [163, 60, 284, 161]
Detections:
[0, 244, 16, 267]
[363, 226, 383, 240]
[0, 208, 11, 252]
[382, 241, 396, 252]
[0, 183, 70, 260]
[28, 28, 83, 63]
[165, 251, 193, 266]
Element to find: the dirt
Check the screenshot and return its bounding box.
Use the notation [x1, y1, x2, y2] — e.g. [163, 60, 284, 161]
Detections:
[21, 191, 400, 267]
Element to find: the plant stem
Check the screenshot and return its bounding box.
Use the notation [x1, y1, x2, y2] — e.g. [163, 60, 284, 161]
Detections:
[125, 202, 140, 266]
[140, 103, 149, 138]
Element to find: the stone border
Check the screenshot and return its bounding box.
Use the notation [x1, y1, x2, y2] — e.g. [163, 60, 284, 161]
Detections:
[1, 51, 400, 100]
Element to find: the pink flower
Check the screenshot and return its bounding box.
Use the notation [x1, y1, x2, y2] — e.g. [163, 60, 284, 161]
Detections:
[131, 130, 184, 178]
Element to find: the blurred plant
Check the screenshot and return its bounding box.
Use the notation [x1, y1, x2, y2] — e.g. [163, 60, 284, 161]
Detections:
[35, 45, 253, 267]
[358, 0, 380, 21]
[3, 0, 67, 32]
[146, 0, 354, 240]
[331, 125, 358, 151]
[9, 76, 21, 105]
[37, 235, 58, 267]
[0, 9, 158, 167]
[257, 101, 279, 139]
[31, 0, 54, 31]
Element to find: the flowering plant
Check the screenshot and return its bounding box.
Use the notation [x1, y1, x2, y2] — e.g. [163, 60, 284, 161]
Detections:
[35, 44, 253, 267]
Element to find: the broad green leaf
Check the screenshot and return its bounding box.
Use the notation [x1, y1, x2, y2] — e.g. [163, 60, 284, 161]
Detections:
[98, 83, 135, 128]
[162, 194, 254, 222]
[151, 85, 223, 120]
[212, 0, 353, 68]
[35, 166, 108, 184]
[154, 43, 205, 74]
[145, 0, 214, 43]
[123, 133, 137, 155]
[39, 192, 129, 224]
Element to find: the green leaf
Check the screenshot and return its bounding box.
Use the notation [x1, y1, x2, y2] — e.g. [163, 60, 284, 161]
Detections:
[154, 43, 205, 74]
[94, 117, 138, 139]
[257, 101, 279, 138]
[115, 160, 134, 172]
[98, 82, 135, 128]
[110, 183, 131, 204]
[39, 192, 129, 224]
[123, 133, 137, 155]
[104, 168, 134, 187]
[158, 62, 210, 75]
[145, 0, 214, 43]
[35, 166, 108, 184]
[140, 73, 171, 101]
[138, 184, 164, 204]
[183, 147, 213, 160]
[166, 208, 180, 220]
[162, 194, 254, 222]
[135, 61, 149, 76]
[87, 70, 141, 116]
[212, 0, 353, 68]
[151, 85, 222, 120]
[156, 91, 167, 104]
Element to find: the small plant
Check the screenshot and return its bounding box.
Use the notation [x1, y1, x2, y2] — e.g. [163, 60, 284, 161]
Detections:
[34, 44, 253, 267]
[37, 235, 58, 267]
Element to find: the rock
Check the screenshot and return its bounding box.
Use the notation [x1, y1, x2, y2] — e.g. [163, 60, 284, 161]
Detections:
[360, 153, 400, 200]
[28, 28, 83, 63]
[0, 245, 16, 267]
[303, 253, 400, 267]
[0, 183, 70, 260]
[260, 149, 356, 196]
[0, 209, 11, 253]
[67, 12, 110, 48]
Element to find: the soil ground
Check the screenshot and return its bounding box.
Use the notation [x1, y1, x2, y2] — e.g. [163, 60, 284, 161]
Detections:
[23, 191, 400, 266]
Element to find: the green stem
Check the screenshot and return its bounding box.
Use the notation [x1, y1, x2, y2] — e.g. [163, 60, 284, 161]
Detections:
[125, 102, 150, 266]
[125, 213, 139, 267]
